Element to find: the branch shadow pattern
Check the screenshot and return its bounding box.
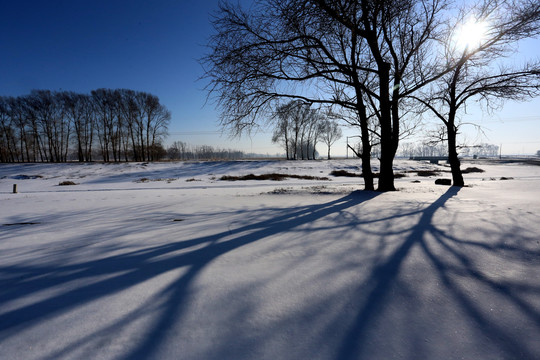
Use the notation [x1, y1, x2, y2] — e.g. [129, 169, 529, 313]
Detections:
[336, 187, 540, 360]
[0, 190, 378, 359]
[1, 187, 539, 359]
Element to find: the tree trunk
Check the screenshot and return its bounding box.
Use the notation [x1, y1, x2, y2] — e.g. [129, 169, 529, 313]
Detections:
[361, 150, 374, 191]
[447, 123, 464, 187]
[351, 71, 375, 191]
[359, 110, 374, 191]
[376, 64, 396, 192]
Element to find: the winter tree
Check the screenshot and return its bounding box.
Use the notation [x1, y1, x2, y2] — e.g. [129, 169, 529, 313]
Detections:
[320, 120, 342, 159]
[203, 0, 457, 191]
[272, 100, 320, 160]
[412, 0, 540, 186]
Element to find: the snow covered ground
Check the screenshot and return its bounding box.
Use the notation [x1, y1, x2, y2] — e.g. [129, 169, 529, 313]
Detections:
[1, 159, 539, 360]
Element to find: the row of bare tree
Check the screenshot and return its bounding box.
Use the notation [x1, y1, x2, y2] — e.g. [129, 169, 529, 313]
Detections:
[167, 141, 247, 160]
[0, 89, 170, 163]
[203, 0, 540, 190]
[398, 142, 499, 158]
[271, 100, 343, 160]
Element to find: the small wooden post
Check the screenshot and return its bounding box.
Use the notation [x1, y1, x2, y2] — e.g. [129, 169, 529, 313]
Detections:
[13, 184, 18, 194]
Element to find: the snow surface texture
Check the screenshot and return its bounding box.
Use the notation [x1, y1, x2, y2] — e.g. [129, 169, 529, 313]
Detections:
[1, 159, 539, 360]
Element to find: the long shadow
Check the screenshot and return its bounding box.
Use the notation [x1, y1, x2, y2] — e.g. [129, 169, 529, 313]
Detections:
[0, 190, 379, 359]
[3, 186, 539, 359]
[336, 186, 461, 359]
[84, 160, 272, 184]
[120, 190, 380, 360]
[336, 186, 540, 360]
[419, 210, 540, 359]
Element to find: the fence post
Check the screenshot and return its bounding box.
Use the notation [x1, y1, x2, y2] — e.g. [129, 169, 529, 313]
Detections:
[13, 184, 18, 194]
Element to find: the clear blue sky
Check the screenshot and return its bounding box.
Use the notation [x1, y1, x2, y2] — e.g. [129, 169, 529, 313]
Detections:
[1, 0, 539, 156]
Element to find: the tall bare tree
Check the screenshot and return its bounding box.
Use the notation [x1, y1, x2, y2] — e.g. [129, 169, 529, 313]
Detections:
[0, 89, 170, 163]
[61, 92, 95, 162]
[412, 0, 540, 186]
[140, 93, 171, 161]
[204, 0, 374, 188]
[320, 119, 343, 159]
[0, 97, 17, 162]
[272, 100, 323, 159]
[26, 90, 71, 162]
[271, 107, 292, 160]
[204, 0, 450, 191]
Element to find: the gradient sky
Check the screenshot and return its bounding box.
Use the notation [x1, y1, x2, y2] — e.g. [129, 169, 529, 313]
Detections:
[1, 0, 539, 156]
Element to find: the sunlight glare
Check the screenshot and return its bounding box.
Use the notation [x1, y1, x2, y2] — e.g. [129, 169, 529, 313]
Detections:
[455, 19, 488, 52]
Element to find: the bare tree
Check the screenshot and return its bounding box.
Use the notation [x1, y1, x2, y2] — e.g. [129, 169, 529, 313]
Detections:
[204, 0, 378, 187]
[166, 142, 246, 160]
[140, 93, 171, 161]
[320, 120, 342, 159]
[307, 112, 323, 160]
[271, 112, 291, 160]
[91, 89, 114, 161]
[412, 0, 540, 186]
[61, 92, 95, 162]
[204, 0, 451, 191]
[4, 97, 32, 162]
[25, 90, 71, 162]
[271, 100, 314, 160]
[0, 89, 170, 163]
[272, 100, 324, 160]
[167, 141, 187, 160]
[0, 97, 16, 162]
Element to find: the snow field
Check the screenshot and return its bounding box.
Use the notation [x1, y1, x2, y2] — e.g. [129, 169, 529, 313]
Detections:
[1, 159, 539, 359]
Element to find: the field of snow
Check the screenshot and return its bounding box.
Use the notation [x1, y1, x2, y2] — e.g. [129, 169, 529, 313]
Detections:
[1, 159, 539, 360]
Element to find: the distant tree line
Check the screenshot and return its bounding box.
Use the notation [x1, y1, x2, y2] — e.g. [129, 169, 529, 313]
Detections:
[0, 89, 170, 163]
[398, 142, 499, 158]
[167, 141, 247, 160]
[271, 100, 342, 160]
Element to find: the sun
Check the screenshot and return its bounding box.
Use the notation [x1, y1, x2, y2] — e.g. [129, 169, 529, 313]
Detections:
[455, 18, 488, 52]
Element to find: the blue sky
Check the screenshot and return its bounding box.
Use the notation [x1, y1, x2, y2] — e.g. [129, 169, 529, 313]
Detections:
[0, 0, 274, 152]
[1, 0, 539, 156]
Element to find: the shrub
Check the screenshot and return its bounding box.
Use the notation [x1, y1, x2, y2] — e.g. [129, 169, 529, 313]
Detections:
[330, 170, 361, 177]
[462, 167, 485, 174]
[58, 181, 77, 186]
[416, 170, 440, 177]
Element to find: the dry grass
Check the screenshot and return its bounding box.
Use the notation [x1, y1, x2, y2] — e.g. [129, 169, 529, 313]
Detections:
[331, 170, 406, 179]
[135, 178, 176, 183]
[330, 170, 362, 177]
[220, 173, 329, 181]
[58, 181, 78, 186]
[413, 170, 440, 177]
[462, 167, 485, 174]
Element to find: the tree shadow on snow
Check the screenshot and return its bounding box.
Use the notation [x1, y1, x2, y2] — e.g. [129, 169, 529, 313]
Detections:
[0, 190, 378, 359]
[1, 187, 539, 359]
[336, 186, 540, 360]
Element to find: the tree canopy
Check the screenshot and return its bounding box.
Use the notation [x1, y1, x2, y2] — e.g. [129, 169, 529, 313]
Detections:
[203, 0, 540, 190]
